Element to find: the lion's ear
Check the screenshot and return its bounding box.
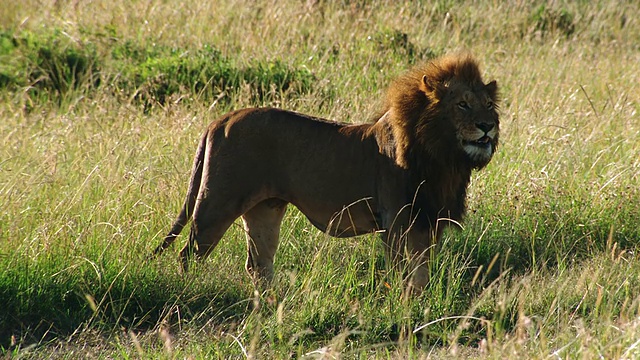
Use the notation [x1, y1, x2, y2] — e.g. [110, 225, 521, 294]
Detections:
[422, 74, 444, 94]
[421, 75, 430, 92]
[485, 80, 498, 99]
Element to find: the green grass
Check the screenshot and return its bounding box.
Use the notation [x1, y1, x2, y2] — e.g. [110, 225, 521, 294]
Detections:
[0, 28, 316, 111]
[1, 0, 640, 358]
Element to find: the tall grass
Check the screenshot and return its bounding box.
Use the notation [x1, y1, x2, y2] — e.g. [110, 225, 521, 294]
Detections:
[1, 0, 639, 358]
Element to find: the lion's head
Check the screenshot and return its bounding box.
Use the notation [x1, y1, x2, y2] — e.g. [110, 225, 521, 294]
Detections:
[383, 54, 499, 170]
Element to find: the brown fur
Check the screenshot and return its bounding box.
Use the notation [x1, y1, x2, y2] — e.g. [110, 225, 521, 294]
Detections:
[153, 53, 499, 291]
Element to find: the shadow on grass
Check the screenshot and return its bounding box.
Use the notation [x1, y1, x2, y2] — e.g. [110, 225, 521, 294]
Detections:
[0, 259, 249, 350]
[2, 213, 637, 352]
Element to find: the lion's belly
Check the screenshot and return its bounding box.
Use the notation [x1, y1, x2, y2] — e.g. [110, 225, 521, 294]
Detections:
[278, 167, 385, 237]
[293, 199, 383, 238]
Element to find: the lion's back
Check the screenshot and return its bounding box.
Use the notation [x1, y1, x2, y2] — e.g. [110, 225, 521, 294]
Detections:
[205, 107, 377, 185]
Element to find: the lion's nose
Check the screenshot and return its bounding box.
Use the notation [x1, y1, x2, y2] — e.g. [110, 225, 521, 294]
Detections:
[476, 122, 494, 133]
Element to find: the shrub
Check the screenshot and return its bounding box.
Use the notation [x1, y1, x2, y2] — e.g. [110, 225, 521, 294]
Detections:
[0, 29, 317, 109]
[0, 29, 100, 105]
[529, 5, 576, 37]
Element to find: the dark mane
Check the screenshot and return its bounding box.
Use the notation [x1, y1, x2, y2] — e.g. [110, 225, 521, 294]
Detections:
[383, 53, 485, 123]
[420, 53, 484, 86]
[377, 54, 488, 168]
[374, 53, 496, 225]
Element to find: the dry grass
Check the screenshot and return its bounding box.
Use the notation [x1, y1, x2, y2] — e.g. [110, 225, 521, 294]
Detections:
[1, 0, 639, 358]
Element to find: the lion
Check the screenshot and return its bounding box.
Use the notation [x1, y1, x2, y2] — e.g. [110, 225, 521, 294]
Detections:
[153, 53, 499, 291]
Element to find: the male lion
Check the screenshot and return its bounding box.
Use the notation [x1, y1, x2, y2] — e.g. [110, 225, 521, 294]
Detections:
[154, 54, 499, 290]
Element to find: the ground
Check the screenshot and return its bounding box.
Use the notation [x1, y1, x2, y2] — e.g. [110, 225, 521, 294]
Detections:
[1, 0, 639, 358]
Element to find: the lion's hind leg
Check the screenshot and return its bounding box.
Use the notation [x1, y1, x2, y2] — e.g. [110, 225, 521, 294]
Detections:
[241, 198, 288, 286]
[179, 196, 245, 272]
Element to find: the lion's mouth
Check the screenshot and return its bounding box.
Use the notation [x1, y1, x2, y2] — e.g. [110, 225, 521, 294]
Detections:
[465, 136, 492, 147]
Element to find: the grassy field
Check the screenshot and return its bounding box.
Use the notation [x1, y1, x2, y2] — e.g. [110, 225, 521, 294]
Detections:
[1, 0, 639, 358]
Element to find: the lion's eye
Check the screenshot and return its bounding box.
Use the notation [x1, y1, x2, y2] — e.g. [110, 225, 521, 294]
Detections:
[457, 101, 469, 110]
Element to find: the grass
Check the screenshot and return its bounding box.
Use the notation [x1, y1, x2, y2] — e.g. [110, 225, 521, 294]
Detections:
[0, 28, 316, 111]
[1, 0, 639, 358]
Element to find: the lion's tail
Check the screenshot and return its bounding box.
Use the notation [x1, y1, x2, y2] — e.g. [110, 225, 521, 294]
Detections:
[152, 130, 208, 257]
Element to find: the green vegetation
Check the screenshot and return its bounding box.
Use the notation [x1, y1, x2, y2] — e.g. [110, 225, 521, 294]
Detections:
[0, 28, 315, 110]
[1, 0, 639, 358]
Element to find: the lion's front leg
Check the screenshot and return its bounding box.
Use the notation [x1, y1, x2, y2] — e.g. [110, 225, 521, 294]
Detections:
[384, 224, 436, 292]
[405, 227, 438, 292]
[406, 253, 432, 291]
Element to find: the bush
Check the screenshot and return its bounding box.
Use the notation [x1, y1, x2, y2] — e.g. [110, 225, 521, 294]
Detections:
[113, 42, 315, 109]
[0, 29, 100, 105]
[0, 29, 317, 109]
[529, 5, 576, 37]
